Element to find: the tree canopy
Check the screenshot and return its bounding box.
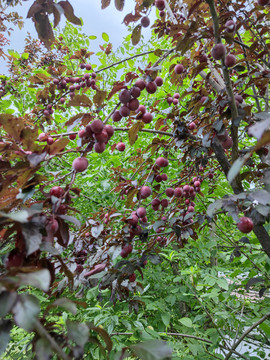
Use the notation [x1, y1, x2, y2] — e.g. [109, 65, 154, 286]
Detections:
[1, 0, 270, 359]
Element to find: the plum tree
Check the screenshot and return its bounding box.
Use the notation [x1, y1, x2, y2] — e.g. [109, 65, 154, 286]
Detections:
[155, 76, 163, 86]
[2, 0, 270, 359]
[165, 188, 174, 197]
[142, 112, 153, 123]
[135, 79, 146, 90]
[119, 89, 131, 104]
[225, 19, 236, 32]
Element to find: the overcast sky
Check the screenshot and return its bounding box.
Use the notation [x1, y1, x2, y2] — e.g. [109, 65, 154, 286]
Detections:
[1, 1, 154, 74]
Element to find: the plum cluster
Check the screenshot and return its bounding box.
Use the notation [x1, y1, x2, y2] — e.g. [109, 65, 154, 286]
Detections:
[53, 64, 97, 98]
[211, 41, 236, 67]
[72, 119, 115, 171]
[119, 158, 206, 255]
[43, 64, 97, 117]
[38, 132, 55, 145]
[167, 92, 180, 106]
[112, 76, 163, 124]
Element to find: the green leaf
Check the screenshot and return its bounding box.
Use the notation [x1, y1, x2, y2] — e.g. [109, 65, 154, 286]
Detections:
[13, 294, 40, 331]
[8, 49, 20, 59]
[161, 313, 170, 327]
[217, 278, 228, 291]
[134, 320, 144, 330]
[89, 35, 97, 40]
[179, 317, 193, 328]
[102, 32, 109, 42]
[21, 52, 29, 60]
[260, 323, 270, 336]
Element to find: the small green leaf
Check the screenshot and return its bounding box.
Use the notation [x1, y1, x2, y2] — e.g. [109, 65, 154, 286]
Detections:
[8, 49, 20, 59]
[21, 52, 29, 60]
[89, 35, 97, 40]
[179, 317, 193, 328]
[217, 278, 228, 290]
[161, 313, 170, 327]
[260, 323, 270, 336]
[102, 32, 109, 42]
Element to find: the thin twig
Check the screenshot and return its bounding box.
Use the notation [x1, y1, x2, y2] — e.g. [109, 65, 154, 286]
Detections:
[96, 50, 170, 74]
[114, 127, 173, 137]
[104, 102, 121, 124]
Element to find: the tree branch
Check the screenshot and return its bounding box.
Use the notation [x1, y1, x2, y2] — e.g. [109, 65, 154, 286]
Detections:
[224, 311, 270, 360]
[34, 319, 70, 360]
[211, 137, 270, 258]
[96, 49, 170, 74]
[111, 332, 248, 359]
[206, 0, 239, 163]
[114, 127, 173, 137]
